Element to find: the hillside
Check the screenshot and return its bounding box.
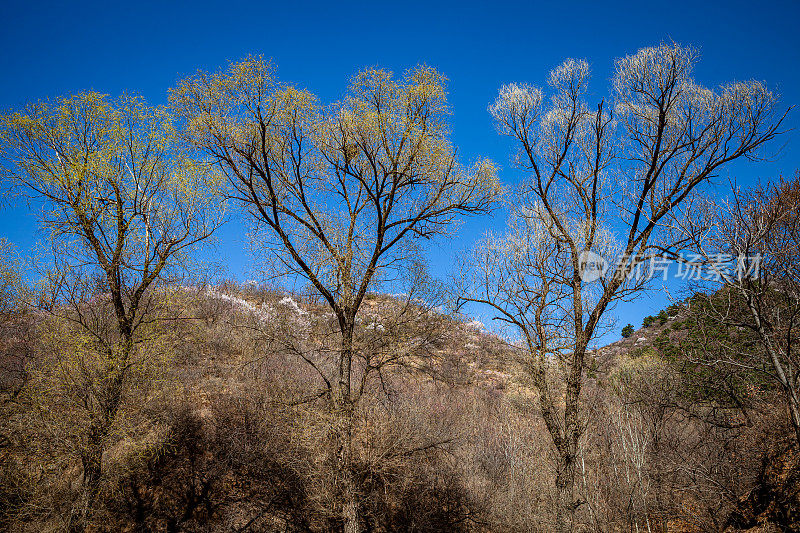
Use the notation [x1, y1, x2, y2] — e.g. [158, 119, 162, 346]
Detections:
[1, 286, 797, 532]
[595, 298, 800, 533]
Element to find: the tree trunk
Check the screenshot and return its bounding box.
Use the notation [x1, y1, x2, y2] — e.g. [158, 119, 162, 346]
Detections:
[554, 452, 577, 533]
[529, 340, 584, 533]
[81, 445, 103, 495]
[78, 425, 105, 530]
[651, 434, 668, 533]
[744, 293, 800, 448]
[342, 473, 361, 533]
[78, 348, 127, 529]
[333, 406, 361, 533]
[336, 323, 361, 533]
[786, 387, 800, 447]
[553, 335, 586, 533]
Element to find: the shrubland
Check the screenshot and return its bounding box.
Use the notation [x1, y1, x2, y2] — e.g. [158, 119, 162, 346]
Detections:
[0, 282, 797, 532]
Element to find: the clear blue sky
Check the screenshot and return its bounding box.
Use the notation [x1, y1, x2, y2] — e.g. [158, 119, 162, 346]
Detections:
[1, 0, 799, 343]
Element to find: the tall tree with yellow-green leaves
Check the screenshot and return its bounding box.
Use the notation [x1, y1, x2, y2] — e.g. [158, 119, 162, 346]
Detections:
[0, 93, 222, 524]
[170, 59, 501, 533]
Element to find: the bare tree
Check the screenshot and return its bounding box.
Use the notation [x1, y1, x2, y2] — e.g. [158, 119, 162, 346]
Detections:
[677, 172, 800, 445]
[459, 43, 787, 532]
[170, 58, 501, 532]
[0, 93, 222, 521]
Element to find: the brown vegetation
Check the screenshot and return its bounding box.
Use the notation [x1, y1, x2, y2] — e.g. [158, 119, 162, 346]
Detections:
[0, 284, 796, 532]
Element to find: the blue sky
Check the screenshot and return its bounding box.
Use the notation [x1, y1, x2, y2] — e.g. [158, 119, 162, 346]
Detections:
[1, 0, 799, 343]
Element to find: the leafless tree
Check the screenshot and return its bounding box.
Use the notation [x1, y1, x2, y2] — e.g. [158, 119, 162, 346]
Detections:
[676, 172, 800, 445]
[459, 43, 788, 532]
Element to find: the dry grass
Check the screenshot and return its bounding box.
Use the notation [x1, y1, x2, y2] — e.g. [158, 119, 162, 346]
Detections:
[0, 284, 795, 532]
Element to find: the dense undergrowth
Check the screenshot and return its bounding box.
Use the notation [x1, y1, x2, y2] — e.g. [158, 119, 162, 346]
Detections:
[0, 283, 796, 532]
